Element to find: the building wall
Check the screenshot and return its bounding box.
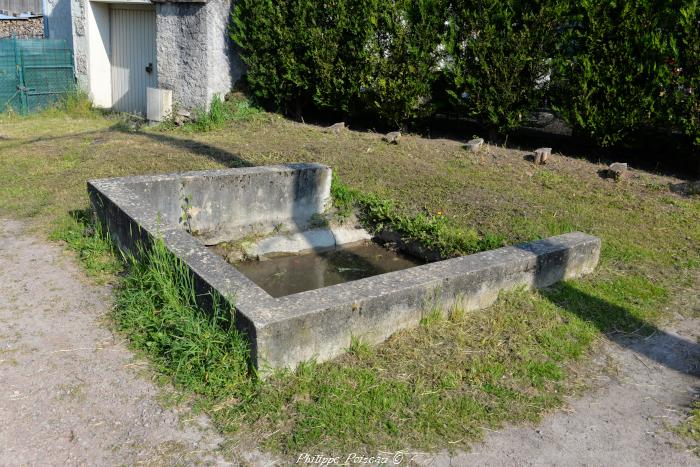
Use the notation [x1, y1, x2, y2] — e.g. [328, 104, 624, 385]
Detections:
[69, 0, 88, 90]
[155, 1, 207, 110]
[205, 0, 242, 105]
[85, 0, 109, 106]
[42, 0, 72, 48]
[155, 0, 243, 111]
[43, 0, 243, 113]
[0, 0, 42, 15]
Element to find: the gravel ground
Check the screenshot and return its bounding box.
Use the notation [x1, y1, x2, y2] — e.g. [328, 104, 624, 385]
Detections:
[0, 219, 230, 465]
[0, 218, 697, 466]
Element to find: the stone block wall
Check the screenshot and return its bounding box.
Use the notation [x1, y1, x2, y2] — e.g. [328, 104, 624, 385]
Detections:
[68, 0, 87, 90]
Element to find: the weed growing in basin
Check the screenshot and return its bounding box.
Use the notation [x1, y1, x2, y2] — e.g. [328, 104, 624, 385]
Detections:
[331, 178, 504, 257]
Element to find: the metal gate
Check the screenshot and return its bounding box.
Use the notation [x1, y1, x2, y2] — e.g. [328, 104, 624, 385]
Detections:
[0, 38, 75, 113]
[110, 4, 157, 115]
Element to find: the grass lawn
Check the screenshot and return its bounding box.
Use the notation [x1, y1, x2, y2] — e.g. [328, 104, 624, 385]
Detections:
[675, 397, 700, 456]
[1, 101, 698, 458]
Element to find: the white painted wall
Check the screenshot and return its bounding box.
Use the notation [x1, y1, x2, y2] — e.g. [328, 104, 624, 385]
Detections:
[86, 1, 110, 107]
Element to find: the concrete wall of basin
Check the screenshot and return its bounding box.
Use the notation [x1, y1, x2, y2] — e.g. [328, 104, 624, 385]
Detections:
[88, 164, 602, 372]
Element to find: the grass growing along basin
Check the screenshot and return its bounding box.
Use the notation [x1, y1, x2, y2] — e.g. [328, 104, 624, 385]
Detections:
[1, 98, 698, 460]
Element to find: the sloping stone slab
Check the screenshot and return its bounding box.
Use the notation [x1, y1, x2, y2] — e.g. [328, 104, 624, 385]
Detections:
[249, 227, 372, 257]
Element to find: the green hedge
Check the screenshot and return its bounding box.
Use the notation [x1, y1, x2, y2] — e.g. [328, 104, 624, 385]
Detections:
[445, 0, 565, 136]
[231, 0, 699, 154]
[231, 0, 445, 126]
[552, 0, 699, 148]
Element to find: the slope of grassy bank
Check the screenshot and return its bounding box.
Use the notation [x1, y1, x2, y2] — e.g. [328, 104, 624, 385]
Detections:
[1, 102, 698, 458]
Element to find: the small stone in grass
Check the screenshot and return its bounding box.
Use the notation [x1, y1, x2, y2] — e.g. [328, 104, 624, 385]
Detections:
[326, 122, 345, 134]
[383, 131, 401, 144]
[534, 147, 552, 165]
[465, 138, 484, 151]
[608, 162, 628, 180]
[173, 109, 191, 126]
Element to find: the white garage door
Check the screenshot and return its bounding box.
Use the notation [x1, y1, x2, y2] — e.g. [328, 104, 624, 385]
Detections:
[110, 4, 156, 115]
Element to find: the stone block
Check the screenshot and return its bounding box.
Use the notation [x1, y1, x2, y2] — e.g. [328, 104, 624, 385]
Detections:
[465, 138, 484, 151]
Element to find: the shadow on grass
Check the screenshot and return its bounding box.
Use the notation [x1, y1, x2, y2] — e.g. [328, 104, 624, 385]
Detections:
[0, 128, 108, 149]
[543, 282, 699, 376]
[2, 121, 254, 171]
[68, 207, 94, 224]
[130, 129, 254, 169]
[517, 239, 700, 376]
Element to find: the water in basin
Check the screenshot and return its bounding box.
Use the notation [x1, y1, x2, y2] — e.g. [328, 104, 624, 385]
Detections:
[232, 242, 422, 298]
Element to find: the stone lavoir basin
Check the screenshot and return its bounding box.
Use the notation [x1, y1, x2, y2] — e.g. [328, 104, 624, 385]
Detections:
[89, 163, 601, 371]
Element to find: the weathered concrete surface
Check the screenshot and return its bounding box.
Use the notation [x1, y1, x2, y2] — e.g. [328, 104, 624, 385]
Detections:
[90, 163, 332, 248]
[89, 165, 601, 371]
[253, 232, 601, 369]
[155, 0, 244, 110]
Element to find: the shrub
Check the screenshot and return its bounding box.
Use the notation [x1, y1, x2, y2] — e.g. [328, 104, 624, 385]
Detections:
[231, 0, 371, 117]
[673, 2, 700, 150]
[359, 0, 446, 126]
[231, 0, 698, 164]
[552, 1, 686, 147]
[444, 0, 564, 138]
[231, 0, 444, 126]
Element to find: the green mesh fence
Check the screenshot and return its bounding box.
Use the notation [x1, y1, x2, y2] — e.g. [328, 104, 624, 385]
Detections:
[0, 37, 75, 114]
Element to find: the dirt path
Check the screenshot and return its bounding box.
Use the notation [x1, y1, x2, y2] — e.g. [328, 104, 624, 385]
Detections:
[0, 220, 231, 465]
[1, 219, 698, 466]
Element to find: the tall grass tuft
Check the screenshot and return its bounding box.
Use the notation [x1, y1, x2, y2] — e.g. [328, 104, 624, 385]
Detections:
[113, 238, 254, 399]
[188, 94, 265, 132]
[50, 212, 123, 283]
[44, 90, 98, 119]
[331, 177, 504, 257]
